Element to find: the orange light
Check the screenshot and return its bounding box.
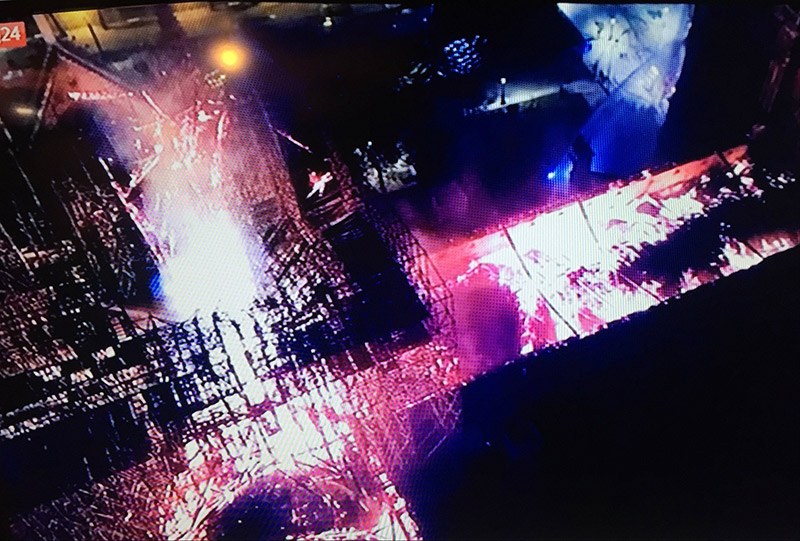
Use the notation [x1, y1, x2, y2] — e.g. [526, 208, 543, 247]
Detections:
[212, 42, 247, 72]
[220, 48, 239, 67]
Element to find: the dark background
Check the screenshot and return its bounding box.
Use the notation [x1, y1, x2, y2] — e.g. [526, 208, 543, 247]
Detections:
[402, 244, 800, 541]
[0, 3, 797, 539]
[658, 4, 775, 164]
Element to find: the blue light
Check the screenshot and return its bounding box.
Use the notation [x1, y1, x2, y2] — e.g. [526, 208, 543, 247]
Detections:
[547, 155, 574, 182]
[444, 36, 482, 75]
[149, 272, 163, 298]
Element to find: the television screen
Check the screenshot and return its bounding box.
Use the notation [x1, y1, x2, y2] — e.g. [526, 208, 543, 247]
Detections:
[0, 2, 798, 540]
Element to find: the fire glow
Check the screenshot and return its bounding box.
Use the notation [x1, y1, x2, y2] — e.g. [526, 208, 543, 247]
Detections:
[433, 151, 800, 366]
[37, 49, 799, 541]
[158, 211, 260, 319]
[111, 93, 264, 319]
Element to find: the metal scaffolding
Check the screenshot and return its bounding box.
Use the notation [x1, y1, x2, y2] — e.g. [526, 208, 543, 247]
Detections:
[1, 42, 459, 541]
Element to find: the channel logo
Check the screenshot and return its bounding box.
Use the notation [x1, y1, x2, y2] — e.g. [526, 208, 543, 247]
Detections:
[0, 22, 26, 49]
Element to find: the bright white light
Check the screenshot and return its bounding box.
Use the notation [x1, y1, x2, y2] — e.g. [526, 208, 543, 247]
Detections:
[13, 104, 36, 116]
[500, 77, 507, 84]
[323, 16, 333, 27]
[160, 211, 259, 319]
[558, 4, 694, 97]
[547, 171, 555, 180]
[453, 168, 735, 352]
[720, 240, 760, 275]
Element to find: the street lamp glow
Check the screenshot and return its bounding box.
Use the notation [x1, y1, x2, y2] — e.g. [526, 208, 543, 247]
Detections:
[13, 104, 36, 117]
[221, 49, 239, 67]
[500, 77, 507, 85]
[212, 42, 247, 72]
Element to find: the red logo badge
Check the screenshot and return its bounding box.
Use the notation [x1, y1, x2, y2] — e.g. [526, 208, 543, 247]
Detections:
[0, 22, 26, 49]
